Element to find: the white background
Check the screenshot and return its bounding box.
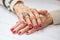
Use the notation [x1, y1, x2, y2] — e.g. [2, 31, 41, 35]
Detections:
[0, 0, 60, 40]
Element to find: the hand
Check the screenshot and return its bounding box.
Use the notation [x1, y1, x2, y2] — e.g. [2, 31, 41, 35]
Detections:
[10, 8, 42, 35]
[10, 2, 42, 34]
[38, 10, 53, 27]
[10, 9, 53, 35]
[25, 10, 53, 35]
[13, 2, 42, 28]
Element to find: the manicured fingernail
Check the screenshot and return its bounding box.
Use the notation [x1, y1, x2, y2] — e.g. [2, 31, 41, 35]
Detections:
[34, 25, 38, 29]
[28, 23, 33, 28]
[12, 30, 16, 34]
[39, 23, 42, 27]
[10, 28, 14, 31]
[26, 31, 29, 34]
[18, 32, 21, 35]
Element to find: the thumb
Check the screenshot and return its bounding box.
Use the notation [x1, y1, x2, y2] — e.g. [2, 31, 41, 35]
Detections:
[38, 10, 48, 15]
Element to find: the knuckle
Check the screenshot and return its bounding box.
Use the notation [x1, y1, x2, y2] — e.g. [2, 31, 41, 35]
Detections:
[20, 19, 26, 24]
[30, 15, 35, 19]
[36, 15, 40, 19]
[25, 16, 29, 19]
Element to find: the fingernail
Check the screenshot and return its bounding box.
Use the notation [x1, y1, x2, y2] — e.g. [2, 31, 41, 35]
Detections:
[39, 23, 42, 27]
[12, 30, 16, 34]
[10, 28, 14, 31]
[34, 24, 43, 30]
[28, 23, 33, 28]
[34, 25, 38, 29]
[26, 31, 29, 34]
[18, 32, 21, 35]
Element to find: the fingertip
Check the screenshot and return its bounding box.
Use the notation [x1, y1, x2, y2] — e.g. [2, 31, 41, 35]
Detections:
[38, 23, 43, 27]
[28, 23, 33, 28]
[34, 24, 42, 30]
[18, 31, 21, 35]
[34, 25, 38, 30]
[25, 31, 30, 35]
[10, 28, 14, 31]
[12, 30, 16, 34]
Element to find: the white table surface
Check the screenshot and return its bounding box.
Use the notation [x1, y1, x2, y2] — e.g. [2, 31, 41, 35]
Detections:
[0, 0, 60, 40]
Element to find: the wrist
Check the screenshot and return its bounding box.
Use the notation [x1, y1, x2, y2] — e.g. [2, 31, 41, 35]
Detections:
[46, 13, 53, 25]
[13, 2, 24, 10]
[49, 14, 53, 24]
[13, 1, 25, 19]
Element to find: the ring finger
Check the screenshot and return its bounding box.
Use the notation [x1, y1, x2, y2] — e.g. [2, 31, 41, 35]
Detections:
[26, 8, 37, 28]
[23, 9, 33, 28]
[30, 9, 42, 29]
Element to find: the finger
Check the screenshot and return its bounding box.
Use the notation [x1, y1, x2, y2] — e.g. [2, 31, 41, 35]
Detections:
[10, 20, 21, 31]
[25, 26, 42, 35]
[38, 10, 48, 15]
[12, 22, 26, 34]
[25, 15, 33, 28]
[27, 9, 37, 27]
[18, 26, 29, 35]
[10, 19, 26, 31]
[23, 9, 33, 28]
[30, 9, 42, 28]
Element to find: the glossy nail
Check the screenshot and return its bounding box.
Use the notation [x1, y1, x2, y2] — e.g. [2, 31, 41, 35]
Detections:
[34, 25, 38, 29]
[39, 23, 42, 27]
[28, 23, 33, 28]
[10, 28, 14, 31]
[26, 31, 29, 34]
[12, 30, 16, 34]
[18, 32, 21, 35]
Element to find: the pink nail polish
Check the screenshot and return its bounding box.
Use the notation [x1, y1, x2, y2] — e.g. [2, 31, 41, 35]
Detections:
[26, 31, 29, 34]
[10, 28, 14, 31]
[12, 30, 16, 34]
[39, 23, 42, 27]
[34, 25, 38, 29]
[28, 23, 33, 28]
[18, 32, 21, 35]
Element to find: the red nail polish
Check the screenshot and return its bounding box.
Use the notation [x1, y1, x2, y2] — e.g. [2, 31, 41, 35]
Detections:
[28, 23, 33, 28]
[18, 32, 21, 35]
[12, 30, 16, 34]
[10, 28, 14, 31]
